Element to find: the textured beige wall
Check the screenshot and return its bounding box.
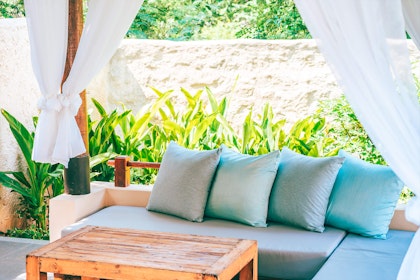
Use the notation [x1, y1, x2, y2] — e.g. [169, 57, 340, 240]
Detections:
[88, 39, 343, 130]
[0, 18, 38, 232]
[1, 19, 419, 233]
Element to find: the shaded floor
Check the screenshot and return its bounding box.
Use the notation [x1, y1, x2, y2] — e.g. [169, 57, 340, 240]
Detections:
[0, 236, 48, 280]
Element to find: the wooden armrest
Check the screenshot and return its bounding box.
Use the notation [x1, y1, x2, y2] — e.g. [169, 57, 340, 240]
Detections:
[107, 160, 161, 169]
[107, 156, 161, 187]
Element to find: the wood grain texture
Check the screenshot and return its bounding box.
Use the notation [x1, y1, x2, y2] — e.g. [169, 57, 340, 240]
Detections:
[26, 226, 257, 280]
[108, 157, 161, 187]
[65, 0, 88, 153]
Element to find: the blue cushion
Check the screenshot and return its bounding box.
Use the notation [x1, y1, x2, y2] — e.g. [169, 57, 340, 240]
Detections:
[268, 147, 344, 232]
[205, 145, 280, 227]
[312, 230, 414, 280]
[147, 141, 222, 222]
[326, 150, 404, 239]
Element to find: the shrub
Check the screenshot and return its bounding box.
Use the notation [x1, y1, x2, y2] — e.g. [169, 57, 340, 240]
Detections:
[0, 109, 64, 232]
[4, 225, 49, 240]
[88, 86, 337, 184]
[0, 0, 24, 18]
[128, 0, 310, 40]
[314, 95, 385, 165]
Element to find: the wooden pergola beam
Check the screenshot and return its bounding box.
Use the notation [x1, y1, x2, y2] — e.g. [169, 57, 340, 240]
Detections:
[63, 0, 90, 195]
[63, 0, 88, 153]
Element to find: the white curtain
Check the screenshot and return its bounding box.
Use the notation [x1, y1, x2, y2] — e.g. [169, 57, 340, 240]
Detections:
[403, 0, 420, 50]
[293, 0, 420, 279]
[24, 0, 68, 164]
[399, 1, 420, 278]
[26, 0, 144, 167]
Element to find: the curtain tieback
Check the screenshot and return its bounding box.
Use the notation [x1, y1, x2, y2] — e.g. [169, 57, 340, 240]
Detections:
[37, 94, 82, 115]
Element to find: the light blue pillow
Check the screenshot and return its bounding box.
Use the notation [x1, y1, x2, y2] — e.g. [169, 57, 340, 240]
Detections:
[268, 147, 344, 232]
[326, 150, 404, 239]
[146, 141, 222, 222]
[205, 145, 280, 227]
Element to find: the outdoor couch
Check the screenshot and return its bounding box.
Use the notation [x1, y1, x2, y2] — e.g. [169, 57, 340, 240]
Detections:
[50, 143, 418, 279]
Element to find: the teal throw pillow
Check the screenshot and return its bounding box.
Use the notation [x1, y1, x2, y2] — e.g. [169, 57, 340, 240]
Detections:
[268, 147, 344, 232]
[146, 141, 222, 222]
[326, 150, 404, 239]
[205, 145, 280, 227]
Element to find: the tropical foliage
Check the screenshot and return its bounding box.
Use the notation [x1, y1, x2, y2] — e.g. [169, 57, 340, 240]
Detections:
[1, 0, 309, 40]
[129, 0, 310, 40]
[1, 83, 414, 238]
[0, 0, 24, 18]
[0, 109, 64, 232]
[314, 96, 385, 165]
[88, 86, 339, 184]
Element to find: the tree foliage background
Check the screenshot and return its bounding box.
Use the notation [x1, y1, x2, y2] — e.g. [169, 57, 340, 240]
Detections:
[1, 0, 310, 40]
[129, 0, 310, 40]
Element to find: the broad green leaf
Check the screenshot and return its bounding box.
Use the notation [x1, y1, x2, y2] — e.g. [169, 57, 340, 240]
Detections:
[0, 173, 32, 200]
[206, 87, 219, 113]
[242, 110, 253, 154]
[1, 109, 36, 184]
[10, 171, 31, 188]
[90, 152, 118, 169]
[190, 114, 217, 146]
[92, 98, 107, 117]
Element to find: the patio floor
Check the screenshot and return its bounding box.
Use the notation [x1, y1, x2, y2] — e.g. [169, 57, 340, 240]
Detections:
[0, 236, 48, 280]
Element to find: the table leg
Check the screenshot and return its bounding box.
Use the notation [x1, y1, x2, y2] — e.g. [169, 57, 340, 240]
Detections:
[26, 255, 47, 280]
[238, 260, 252, 280]
[238, 253, 257, 280]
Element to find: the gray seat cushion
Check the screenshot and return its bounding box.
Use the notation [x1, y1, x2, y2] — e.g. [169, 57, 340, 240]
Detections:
[313, 230, 414, 280]
[63, 206, 346, 279]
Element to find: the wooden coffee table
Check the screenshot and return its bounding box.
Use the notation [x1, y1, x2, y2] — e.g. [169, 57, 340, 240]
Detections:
[26, 226, 258, 280]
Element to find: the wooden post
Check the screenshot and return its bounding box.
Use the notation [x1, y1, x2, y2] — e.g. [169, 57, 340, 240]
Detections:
[114, 156, 131, 188]
[64, 0, 87, 149]
[63, 0, 90, 195]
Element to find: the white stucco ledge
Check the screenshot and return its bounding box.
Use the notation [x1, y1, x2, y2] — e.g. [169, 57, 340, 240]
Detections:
[49, 181, 418, 242]
[49, 182, 152, 241]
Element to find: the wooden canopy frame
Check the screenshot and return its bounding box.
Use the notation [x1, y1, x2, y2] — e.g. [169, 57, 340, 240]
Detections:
[65, 0, 88, 151]
[62, 0, 89, 193]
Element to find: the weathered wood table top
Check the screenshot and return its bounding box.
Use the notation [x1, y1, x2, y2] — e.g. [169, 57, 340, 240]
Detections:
[26, 225, 258, 280]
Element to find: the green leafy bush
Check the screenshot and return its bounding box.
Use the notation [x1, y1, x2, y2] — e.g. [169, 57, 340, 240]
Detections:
[0, 0, 24, 18]
[4, 225, 49, 240]
[129, 0, 310, 40]
[0, 109, 64, 233]
[87, 86, 337, 184]
[315, 95, 386, 165]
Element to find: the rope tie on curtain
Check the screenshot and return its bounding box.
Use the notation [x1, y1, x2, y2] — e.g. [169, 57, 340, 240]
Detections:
[37, 94, 82, 115]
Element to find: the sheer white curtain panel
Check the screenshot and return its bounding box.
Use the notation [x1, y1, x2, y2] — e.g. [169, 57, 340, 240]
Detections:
[24, 0, 68, 164]
[293, 0, 420, 278]
[402, 0, 420, 50]
[27, 0, 144, 167]
[399, 1, 420, 278]
[55, 0, 143, 166]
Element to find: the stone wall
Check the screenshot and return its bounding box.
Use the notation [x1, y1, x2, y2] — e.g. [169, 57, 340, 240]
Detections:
[0, 18, 38, 232]
[1, 18, 419, 233]
[88, 39, 343, 130]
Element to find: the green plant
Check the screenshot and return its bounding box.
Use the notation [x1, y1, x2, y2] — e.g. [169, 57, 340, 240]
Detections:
[314, 95, 385, 165]
[236, 0, 310, 39]
[4, 224, 49, 240]
[86, 86, 339, 185]
[88, 99, 131, 181]
[0, 0, 24, 19]
[128, 0, 310, 40]
[0, 109, 64, 232]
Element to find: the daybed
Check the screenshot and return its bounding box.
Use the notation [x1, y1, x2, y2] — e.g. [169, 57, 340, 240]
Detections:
[50, 143, 418, 279]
